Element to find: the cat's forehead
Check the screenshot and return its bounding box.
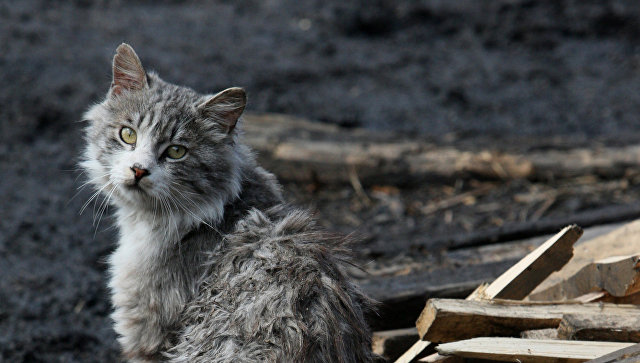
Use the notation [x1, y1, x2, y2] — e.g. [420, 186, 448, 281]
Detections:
[146, 84, 200, 117]
[112, 84, 200, 136]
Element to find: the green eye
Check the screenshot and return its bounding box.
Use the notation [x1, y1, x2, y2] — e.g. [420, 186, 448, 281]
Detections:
[166, 145, 187, 159]
[120, 127, 137, 144]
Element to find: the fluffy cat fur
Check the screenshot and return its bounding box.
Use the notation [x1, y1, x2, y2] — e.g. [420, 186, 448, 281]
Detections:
[81, 43, 375, 362]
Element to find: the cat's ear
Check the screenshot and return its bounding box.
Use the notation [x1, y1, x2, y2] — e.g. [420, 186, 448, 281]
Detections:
[197, 87, 247, 134]
[110, 43, 148, 96]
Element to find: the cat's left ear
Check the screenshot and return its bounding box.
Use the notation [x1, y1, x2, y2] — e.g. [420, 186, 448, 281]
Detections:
[197, 87, 247, 134]
[110, 43, 148, 96]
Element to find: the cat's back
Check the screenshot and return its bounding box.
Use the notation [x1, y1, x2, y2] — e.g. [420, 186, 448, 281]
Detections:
[168, 207, 375, 363]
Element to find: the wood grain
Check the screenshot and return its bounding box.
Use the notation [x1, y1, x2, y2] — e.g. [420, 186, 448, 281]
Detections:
[417, 299, 640, 343]
[436, 337, 634, 363]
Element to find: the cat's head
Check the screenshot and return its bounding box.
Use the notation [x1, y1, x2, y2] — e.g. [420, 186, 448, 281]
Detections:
[81, 43, 246, 225]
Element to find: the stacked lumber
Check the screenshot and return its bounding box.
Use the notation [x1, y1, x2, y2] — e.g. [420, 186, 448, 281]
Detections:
[386, 221, 640, 363]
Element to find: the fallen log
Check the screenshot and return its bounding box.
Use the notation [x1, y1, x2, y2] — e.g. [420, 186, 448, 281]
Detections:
[417, 299, 640, 343]
[529, 254, 640, 301]
[558, 314, 640, 343]
[242, 112, 640, 186]
[436, 337, 634, 363]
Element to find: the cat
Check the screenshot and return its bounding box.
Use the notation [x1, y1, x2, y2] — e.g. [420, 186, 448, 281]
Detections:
[80, 43, 375, 362]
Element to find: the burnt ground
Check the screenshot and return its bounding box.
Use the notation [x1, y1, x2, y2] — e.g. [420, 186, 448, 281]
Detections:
[3, 1, 640, 361]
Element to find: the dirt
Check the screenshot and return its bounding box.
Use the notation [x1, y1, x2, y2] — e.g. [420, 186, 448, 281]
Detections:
[2, 1, 640, 361]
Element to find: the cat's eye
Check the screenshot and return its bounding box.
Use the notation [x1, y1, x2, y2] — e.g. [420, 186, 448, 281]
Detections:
[166, 145, 187, 159]
[120, 127, 137, 145]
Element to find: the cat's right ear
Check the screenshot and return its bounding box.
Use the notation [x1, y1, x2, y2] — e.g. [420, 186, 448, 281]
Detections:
[196, 87, 247, 134]
[110, 43, 148, 97]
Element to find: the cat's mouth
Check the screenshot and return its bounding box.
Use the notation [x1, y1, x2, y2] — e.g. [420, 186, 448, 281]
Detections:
[123, 182, 148, 194]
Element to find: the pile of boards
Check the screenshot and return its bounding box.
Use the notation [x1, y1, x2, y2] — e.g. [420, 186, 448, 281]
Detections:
[374, 222, 640, 362]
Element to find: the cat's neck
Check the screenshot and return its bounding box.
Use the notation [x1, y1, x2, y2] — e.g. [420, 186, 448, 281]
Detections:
[115, 206, 192, 244]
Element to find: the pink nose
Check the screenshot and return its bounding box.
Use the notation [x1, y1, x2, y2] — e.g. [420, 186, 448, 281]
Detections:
[131, 166, 149, 181]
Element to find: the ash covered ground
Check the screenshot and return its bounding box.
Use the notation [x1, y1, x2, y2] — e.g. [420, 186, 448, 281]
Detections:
[2, 1, 640, 361]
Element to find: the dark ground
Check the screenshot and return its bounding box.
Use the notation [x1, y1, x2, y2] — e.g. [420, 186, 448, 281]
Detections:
[2, 1, 640, 361]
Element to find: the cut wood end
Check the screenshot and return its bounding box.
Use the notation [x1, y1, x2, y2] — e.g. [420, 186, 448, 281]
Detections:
[416, 300, 437, 340]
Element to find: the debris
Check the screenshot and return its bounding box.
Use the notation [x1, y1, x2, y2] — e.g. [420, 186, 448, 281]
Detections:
[393, 225, 582, 362]
[393, 221, 640, 362]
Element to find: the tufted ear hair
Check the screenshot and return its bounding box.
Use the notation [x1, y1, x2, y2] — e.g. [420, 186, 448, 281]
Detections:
[197, 87, 247, 134]
[110, 43, 148, 96]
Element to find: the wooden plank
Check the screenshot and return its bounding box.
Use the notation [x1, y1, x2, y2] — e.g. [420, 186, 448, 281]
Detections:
[483, 225, 583, 300]
[436, 337, 634, 363]
[416, 299, 640, 343]
[418, 353, 462, 362]
[372, 328, 419, 361]
[531, 219, 640, 297]
[395, 225, 583, 362]
[558, 314, 640, 343]
[529, 254, 640, 301]
[573, 291, 608, 303]
[395, 340, 431, 363]
[586, 343, 640, 363]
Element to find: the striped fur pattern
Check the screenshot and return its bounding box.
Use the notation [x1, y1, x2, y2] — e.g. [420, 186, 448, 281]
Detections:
[81, 44, 374, 362]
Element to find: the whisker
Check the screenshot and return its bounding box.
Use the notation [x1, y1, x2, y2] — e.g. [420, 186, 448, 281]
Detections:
[167, 191, 216, 231]
[94, 184, 117, 237]
[68, 173, 111, 206]
[80, 182, 110, 215]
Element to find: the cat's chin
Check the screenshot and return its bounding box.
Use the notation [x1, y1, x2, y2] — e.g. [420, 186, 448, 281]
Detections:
[115, 184, 154, 207]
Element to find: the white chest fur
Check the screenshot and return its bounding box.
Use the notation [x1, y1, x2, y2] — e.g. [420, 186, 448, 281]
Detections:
[109, 212, 169, 295]
[108, 209, 186, 361]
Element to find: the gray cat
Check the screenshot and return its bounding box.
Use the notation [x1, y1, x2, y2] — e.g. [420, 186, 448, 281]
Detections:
[80, 44, 375, 362]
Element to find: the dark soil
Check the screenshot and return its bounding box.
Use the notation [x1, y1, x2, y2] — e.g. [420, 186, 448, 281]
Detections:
[2, 1, 640, 361]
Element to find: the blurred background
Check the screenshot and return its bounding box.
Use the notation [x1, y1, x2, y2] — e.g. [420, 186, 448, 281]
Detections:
[3, 0, 640, 361]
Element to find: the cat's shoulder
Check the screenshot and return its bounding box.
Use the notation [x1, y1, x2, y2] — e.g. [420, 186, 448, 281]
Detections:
[213, 206, 352, 277]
